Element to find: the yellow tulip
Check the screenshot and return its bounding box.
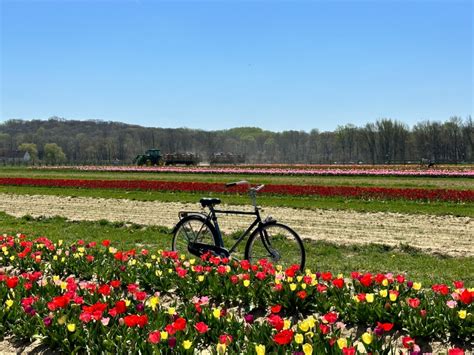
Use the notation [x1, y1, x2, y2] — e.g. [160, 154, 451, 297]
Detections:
[148, 296, 159, 311]
[243, 280, 250, 287]
[361, 332, 373, 345]
[290, 283, 297, 291]
[5, 299, 14, 309]
[168, 307, 176, 315]
[302, 343, 313, 355]
[458, 310, 467, 319]
[160, 331, 168, 340]
[213, 308, 221, 319]
[294, 333, 304, 344]
[283, 319, 291, 330]
[412, 282, 422, 290]
[337, 338, 348, 349]
[382, 279, 389, 286]
[255, 344, 265, 355]
[299, 320, 310, 332]
[67, 323, 76, 332]
[182, 340, 192, 350]
[216, 343, 226, 354]
[366, 293, 374, 303]
[379, 289, 388, 298]
[198, 275, 205, 282]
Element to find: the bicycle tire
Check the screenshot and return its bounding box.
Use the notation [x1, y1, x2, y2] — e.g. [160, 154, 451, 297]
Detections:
[171, 215, 219, 259]
[244, 222, 305, 272]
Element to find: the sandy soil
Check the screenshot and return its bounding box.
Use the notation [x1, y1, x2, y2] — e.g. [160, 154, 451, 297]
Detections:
[0, 193, 472, 256]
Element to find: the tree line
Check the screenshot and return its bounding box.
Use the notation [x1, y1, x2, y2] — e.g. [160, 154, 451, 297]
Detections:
[0, 116, 472, 165]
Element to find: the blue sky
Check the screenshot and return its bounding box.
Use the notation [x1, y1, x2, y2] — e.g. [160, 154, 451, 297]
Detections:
[1, 0, 472, 132]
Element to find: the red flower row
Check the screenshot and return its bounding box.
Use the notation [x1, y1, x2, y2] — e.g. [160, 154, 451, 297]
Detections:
[0, 177, 473, 202]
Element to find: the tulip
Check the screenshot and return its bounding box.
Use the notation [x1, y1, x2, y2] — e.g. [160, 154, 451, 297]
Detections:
[182, 340, 192, 350]
[255, 344, 265, 355]
[361, 332, 373, 345]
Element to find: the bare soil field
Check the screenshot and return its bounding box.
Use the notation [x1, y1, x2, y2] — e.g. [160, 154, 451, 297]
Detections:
[0, 193, 472, 256]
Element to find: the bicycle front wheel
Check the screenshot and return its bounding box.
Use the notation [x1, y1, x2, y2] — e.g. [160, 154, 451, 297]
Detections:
[245, 222, 305, 272]
[172, 215, 218, 260]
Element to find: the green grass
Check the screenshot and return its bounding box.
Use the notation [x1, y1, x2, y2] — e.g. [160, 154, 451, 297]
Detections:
[1, 185, 473, 216]
[1, 212, 471, 285]
[1, 166, 473, 190]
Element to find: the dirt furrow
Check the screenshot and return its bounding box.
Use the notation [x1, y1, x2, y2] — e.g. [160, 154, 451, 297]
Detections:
[0, 193, 471, 256]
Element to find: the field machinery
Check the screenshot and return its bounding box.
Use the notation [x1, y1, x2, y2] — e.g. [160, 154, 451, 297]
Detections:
[134, 149, 201, 166]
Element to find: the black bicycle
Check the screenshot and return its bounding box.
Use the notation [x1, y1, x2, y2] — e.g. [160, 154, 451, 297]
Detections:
[171, 181, 305, 271]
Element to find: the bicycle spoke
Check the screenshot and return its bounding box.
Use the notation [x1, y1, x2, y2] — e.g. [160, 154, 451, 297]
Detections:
[173, 217, 217, 260]
[247, 223, 305, 271]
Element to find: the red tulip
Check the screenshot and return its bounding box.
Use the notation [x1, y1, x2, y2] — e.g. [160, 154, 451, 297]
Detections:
[148, 331, 161, 344]
[194, 322, 209, 334]
[407, 298, 421, 308]
[5, 276, 19, 289]
[273, 329, 293, 345]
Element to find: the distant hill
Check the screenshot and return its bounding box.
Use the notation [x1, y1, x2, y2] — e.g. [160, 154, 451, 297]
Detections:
[0, 116, 472, 164]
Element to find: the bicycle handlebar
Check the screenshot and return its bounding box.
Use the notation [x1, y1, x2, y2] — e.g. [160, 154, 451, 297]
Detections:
[225, 180, 249, 187]
[225, 181, 265, 192]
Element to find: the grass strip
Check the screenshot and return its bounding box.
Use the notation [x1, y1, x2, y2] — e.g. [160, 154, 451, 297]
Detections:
[0, 212, 472, 285]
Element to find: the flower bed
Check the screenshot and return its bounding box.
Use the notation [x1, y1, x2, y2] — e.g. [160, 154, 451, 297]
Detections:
[0, 234, 472, 354]
[33, 165, 474, 178]
[1, 177, 473, 202]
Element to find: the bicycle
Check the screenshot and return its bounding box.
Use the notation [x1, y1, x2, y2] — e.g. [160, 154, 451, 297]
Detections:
[171, 181, 306, 271]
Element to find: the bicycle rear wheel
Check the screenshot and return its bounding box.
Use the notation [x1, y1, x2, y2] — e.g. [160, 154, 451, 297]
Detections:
[245, 222, 305, 271]
[172, 215, 218, 260]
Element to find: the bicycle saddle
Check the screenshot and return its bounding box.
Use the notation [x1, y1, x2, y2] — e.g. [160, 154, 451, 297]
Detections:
[200, 198, 221, 207]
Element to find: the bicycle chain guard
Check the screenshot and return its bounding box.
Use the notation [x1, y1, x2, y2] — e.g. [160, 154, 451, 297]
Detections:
[187, 242, 230, 258]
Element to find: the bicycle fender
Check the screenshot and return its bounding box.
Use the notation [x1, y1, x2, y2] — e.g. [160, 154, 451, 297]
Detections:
[171, 214, 206, 234]
[262, 216, 278, 225]
[178, 211, 208, 220]
[171, 214, 215, 237]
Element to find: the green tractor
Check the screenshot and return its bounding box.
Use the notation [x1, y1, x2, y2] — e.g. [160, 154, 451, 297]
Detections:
[134, 149, 163, 166]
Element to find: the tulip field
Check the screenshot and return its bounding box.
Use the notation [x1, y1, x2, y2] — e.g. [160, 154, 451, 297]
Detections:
[0, 235, 472, 354]
[0, 165, 473, 353]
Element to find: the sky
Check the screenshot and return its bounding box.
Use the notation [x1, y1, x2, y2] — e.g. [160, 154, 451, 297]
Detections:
[0, 0, 472, 132]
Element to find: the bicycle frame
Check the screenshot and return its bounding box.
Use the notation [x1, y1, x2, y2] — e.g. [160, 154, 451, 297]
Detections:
[205, 205, 263, 254]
